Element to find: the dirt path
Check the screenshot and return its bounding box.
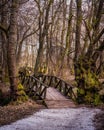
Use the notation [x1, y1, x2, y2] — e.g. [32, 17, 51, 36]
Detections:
[0, 107, 101, 130]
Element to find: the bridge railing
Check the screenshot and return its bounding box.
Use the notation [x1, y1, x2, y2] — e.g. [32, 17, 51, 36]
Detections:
[36, 74, 77, 101]
[19, 72, 48, 100]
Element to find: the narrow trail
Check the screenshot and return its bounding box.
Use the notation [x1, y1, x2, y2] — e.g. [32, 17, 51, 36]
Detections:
[0, 107, 100, 130]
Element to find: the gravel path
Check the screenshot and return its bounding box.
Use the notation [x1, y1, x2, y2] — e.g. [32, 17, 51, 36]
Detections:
[0, 107, 101, 130]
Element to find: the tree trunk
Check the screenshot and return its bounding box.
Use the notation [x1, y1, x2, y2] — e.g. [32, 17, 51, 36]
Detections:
[66, 0, 73, 68]
[34, 0, 53, 75]
[1, 0, 8, 82]
[75, 0, 104, 105]
[16, 41, 23, 67]
[7, 0, 19, 100]
[74, 0, 82, 79]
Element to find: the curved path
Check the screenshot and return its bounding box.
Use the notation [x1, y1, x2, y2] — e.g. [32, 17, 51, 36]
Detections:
[0, 108, 100, 130]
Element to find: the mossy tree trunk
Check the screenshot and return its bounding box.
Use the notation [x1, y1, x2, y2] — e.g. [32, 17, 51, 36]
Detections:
[76, 56, 101, 104]
[74, 0, 82, 79]
[74, 0, 104, 105]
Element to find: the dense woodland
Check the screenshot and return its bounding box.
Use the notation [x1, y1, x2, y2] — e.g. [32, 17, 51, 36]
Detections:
[0, 0, 104, 105]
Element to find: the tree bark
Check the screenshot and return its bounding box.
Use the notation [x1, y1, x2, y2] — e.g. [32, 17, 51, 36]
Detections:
[74, 0, 104, 104]
[34, 0, 53, 75]
[74, 0, 82, 79]
[1, 0, 8, 81]
[7, 0, 19, 100]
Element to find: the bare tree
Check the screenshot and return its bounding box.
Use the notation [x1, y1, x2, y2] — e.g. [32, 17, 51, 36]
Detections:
[34, 0, 54, 75]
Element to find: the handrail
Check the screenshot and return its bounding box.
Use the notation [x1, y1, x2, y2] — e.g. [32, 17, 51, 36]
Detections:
[31, 76, 49, 89]
[19, 73, 48, 100]
[36, 74, 75, 88]
[35, 74, 77, 101]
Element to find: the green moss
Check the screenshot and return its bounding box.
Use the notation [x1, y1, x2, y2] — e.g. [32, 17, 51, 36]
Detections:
[17, 83, 24, 91]
[38, 64, 48, 74]
[85, 92, 93, 103]
[16, 95, 28, 104]
[78, 88, 85, 95]
[76, 69, 80, 75]
[86, 72, 96, 87]
[18, 90, 26, 96]
[94, 94, 101, 105]
[16, 83, 28, 104]
[76, 57, 102, 105]
[84, 70, 100, 90]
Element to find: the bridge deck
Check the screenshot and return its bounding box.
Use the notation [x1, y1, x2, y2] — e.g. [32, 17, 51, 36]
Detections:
[46, 88, 67, 100]
[45, 88, 76, 108]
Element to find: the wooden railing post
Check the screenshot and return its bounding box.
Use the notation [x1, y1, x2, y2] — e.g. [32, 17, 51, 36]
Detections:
[55, 80, 60, 88]
[48, 76, 53, 86]
[43, 75, 46, 83]
[64, 83, 67, 96]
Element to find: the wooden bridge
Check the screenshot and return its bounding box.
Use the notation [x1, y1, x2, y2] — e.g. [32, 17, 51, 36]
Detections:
[19, 73, 76, 108]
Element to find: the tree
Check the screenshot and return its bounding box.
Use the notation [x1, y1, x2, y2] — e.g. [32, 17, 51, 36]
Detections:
[34, 0, 54, 75]
[74, 0, 82, 79]
[0, 0, 8, 82]
[74, 0, 104, 104]
[7, 0, 19, 100]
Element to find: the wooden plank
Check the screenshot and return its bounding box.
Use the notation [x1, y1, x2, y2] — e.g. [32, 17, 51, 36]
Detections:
[45, 87, 76, 108]
[46, 87, 67, 100]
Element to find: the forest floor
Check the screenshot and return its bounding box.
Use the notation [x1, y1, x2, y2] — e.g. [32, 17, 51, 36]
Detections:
[0, 100, 104, 130]
[0, 100, 45, 126]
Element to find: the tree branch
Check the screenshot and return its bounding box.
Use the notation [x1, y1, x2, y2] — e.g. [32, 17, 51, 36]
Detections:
[93, 28, 104, 45]
[92, 40, 104, 61]
[23, 28, 39, 40]
[94, 0, 104, 30]
[83, 20, 91, 42]
[20, 27, 39, 44]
